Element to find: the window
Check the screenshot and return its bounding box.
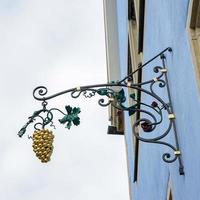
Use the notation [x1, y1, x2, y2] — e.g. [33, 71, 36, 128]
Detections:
[127, 0, 144, 182]
[127, 41, 141, 182]
[107, 106, 124, 135]
[167, 188, 173, 200]
[103, 0, 125, 135]
[128, 0, 141, 68]
[187, 0, 200, 90]
[167, 179, 173, 200]
[168, 190, 173, 200]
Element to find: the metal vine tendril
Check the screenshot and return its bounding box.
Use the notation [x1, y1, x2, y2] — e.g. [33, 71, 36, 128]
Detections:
[18, 47, 184, 175]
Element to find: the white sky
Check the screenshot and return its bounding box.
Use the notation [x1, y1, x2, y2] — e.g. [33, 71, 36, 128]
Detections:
[0, 0, 129, 199]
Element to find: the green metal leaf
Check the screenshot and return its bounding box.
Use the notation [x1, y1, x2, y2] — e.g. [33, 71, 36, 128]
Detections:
[72, 107, 81, 115]
[130, 93, 136, 100]
[128, 105, 136, 116]
[66, 121, 72, 129]
[59, 115, 69, 124]
[32, 110, 43, 118]
[65, 105, 72, 114]
[97, 89, 108, 96]
[73, 117, 80, 126]
[116, 89, 126, 103]
[59, 105, 81, 129]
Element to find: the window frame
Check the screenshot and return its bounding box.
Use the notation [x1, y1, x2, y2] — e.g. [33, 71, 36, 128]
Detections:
[166, 178, 173, 200]
[187, 0, 200, 92]
[127, 0, 144, 182]
[108, 105, 125, 135]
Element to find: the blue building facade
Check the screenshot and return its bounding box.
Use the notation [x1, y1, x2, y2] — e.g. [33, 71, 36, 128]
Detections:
[104, 0, 200, 199]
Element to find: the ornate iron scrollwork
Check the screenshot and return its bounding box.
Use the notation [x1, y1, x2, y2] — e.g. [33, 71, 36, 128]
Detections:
[18, 47, 184, 175]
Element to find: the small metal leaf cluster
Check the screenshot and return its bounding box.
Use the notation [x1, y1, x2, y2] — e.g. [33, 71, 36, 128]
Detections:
[59, 105, 81, 129]
[32, 129, 54, 163]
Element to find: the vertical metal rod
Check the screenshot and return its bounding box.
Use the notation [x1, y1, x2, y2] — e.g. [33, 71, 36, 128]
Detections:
[161, 54, 184, 175]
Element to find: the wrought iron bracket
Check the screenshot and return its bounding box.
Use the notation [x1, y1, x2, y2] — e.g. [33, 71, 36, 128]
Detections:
[18, 47, 184, 175]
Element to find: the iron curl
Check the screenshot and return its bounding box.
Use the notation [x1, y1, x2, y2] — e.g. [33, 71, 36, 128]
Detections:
[33, 86, 48, 100]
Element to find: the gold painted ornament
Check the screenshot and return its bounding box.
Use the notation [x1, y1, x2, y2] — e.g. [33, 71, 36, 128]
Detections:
[32, 129, 54, 163]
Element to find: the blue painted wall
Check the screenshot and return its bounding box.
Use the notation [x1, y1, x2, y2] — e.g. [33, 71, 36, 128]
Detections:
[116, 1, 136, 199]
[117, 0, 200, 199]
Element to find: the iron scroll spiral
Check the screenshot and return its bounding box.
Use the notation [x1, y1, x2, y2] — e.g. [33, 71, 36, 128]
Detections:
[31, 67, 178, 164]
[33, 86, 48, 100]
[19, 47, 184, 174]
[31, 67, 179, 164]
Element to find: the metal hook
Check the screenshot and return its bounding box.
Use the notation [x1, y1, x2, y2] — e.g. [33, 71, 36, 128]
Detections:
[42, 100, 48, 111]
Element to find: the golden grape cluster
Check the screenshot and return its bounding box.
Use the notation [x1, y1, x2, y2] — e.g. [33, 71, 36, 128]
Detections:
[32, 129, 54, 163]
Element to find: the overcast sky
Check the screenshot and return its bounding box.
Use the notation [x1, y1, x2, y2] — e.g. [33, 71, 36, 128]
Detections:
[0, 0, 129, 199]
